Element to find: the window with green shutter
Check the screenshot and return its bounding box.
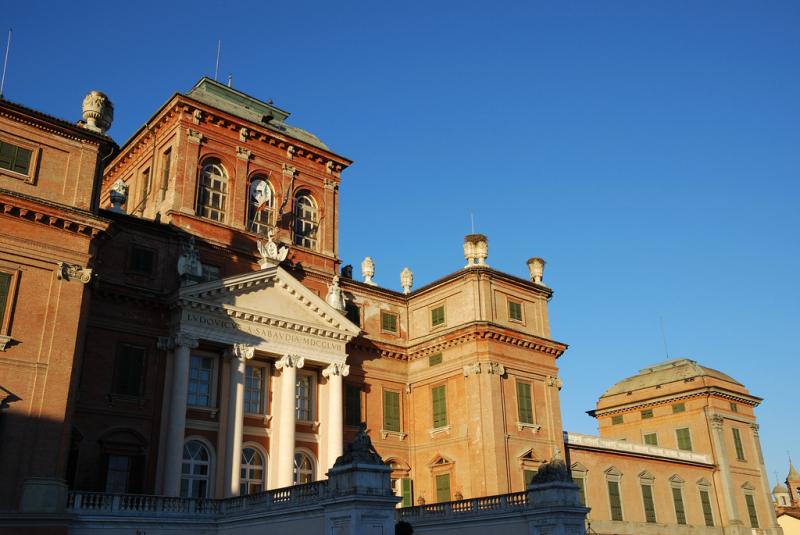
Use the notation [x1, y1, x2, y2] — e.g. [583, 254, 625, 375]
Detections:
[432, 385, 447, 428]
[345, 384, 362, 426]
[573, 477, 587, 506]
[672, 403, 686, 414]
[607, 480, 623, 521]
[113, 345, 146, 397]
[745, 494, 759, 528]
[516, 382, 533, 424]
[676, 428, 692, 451]
[401, 478, 413, 507]
[643, 433, 658, 446]
[428, 353, 443, 366]
[381, 311, 398, 333]
[0, 140, 33, 175]
[0, 272, 13, 328]
[430, 305, 445, 327]
[523, 470, 537, 487]
[732, 428, 745, 460]
[435, 473, 451, 503]
[641, 484, 657, 523]
[700, 489, 714, 526]
[641, 409, 653, 419]
[612, 415, 623, 425]
[508, 300, 523, 322]
[383, 390, 400, 432]
[672, 487, 687, 524]
[730, 402, 738, 413]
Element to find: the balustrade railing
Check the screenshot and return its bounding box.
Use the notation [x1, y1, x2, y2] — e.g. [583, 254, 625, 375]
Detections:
[398, 491, 529, 520]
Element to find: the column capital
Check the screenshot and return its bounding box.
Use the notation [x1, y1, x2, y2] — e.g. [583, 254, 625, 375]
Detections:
[322, 362, 349, 378]
[161, 331, 199, 350]
[275, 354, 304, 370]
[710, 414, 725, 430]
[749, 422, 760, 436]
[229, 343, 255, 361]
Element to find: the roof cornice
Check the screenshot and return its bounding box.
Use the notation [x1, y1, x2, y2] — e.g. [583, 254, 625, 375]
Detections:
[588, 387, 762, 417]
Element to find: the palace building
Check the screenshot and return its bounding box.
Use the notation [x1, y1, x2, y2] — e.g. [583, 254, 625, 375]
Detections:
[0, 79, 782, 534]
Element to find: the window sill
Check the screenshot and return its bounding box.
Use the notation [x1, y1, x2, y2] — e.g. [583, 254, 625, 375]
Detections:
[245, 413, 272, 425]
[381, 429, 407, 440]
[516, 421, 541, 433]
[0, 335, 11, 351]
[188, 406, 219, 418]
[297, 420, 320, 430]
[428, 425, 451, 438]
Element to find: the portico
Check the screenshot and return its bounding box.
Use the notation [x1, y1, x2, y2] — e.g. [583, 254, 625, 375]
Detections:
[157, 263, 359, 498]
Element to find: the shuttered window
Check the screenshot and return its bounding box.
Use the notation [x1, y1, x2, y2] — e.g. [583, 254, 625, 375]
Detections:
[700, 489, 714, 526]
[401, 478, 413, 507]
[732, 428, 745, 460]
[383, 390, 400, 432]
[643, 433, 658, 446]
[672, 487, 687, 525]
[573, 477, 587, 506]
[431, 305, 445, 327]
[641, 409, 653, 419]
[0, 140, 33, 175]
[672, 403, 686, 413]
[435, 473, 451, 503]
[381, 311, 398, 334]
[676, 428, 692, 451]
[508, 300, 523, 321]
[432, 385, 448, 428]
[428, 353, 443, 366]
[516, 382, 533, 424]
[641, 484, 657, 523]
[745, 494, 759, 528]
[607, 481, 623, 521]
[524, 470, 536, 487]
[0, 272, 12, 329]
[612, 415, 623, 425]
[345, 384, 362, 426]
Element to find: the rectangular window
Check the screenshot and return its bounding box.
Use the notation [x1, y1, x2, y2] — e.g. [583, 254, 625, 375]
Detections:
[641, 484, 657, 523]
[0, 271, 15, 332]
[0, 140, 33, 175]
[676, 428, 693, 451]
[105, 455, 131, 493]
[428, 353, 443, 366]
[431, 305, 445, 327]
[188, 356, 214, 407]
[745, 494, 759, 528]
[641, 409, 653, 419]
[244, 366, 266, 414]
[732, 428, 745, 460]
[128, 246, 155, 275]
[113, 345, 146, 397]
[730, 402, 738, 413]
[295, 374, 312, 421]
[345, 384, 362, 426]
[573, 477, 587, 506]
[607, 480, 623, 521]
[508, 300, 523, 322]
[643, 433, 658, 446]
[142, 167, 151, 197]
[435, 473, 451, 503]
[201, 263, 220, 282]
[524, 469, 537, 487]
[612, 415, 623, 425]
[161, 147, 172, 191]
[432, 385, 448, 428]
[401, 478, 413, 507]
[700, 489, 714, 527]
[672, 402, 686, 413]
[381, 311, 398, 334]
[516, 382, 533, 424]
[672, 487, 687, 525]
[383, 390, 401, 432]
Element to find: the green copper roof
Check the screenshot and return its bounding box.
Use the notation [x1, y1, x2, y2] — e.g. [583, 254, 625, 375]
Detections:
[186, 77, 331, 152]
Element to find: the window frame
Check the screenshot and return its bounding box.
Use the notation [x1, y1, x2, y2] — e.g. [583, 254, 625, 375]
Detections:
[430, 304, 446, 329]
[344, 382, 363, 427]
[642, 432, 659, 446]
[670, 476, 687, 525]
[295, 370, 317, 422]
[744, 490, 759, 528]
[672, 402, 686, 414]
[160, 146, 173, 193]
[507, 298, 524, 323]
[640, 409, 653, 419]
[516, 381, 534, 425]
[380, 310, 399, 335]
[605, 467, 624, 522]
[611, 414, 623, 425]
[246, 174, 276, 236]
[431, 383, 448, 430]
[126, 244, 157, 277]
[240, 443, 267, 495]
[0, 136, 40, 184]
[180, 437, 215, 498]
[675, 427, 693, 451]
[571, 463, 588, 507]
[382, 388, 402, 433]
[731, 427, 746, 461]
[187, 352, 218, 409]
[196, 158, 229, 223]
[243, 361, 270, 416]
[292, 191, 319, 250]
[293, 449, 316, 484]
[698, 479, 715, 527]
[639, 473, 657, 524]
[0, 268, 20, 338]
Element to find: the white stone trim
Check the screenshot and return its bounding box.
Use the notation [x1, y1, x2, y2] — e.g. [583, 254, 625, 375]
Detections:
[428, 425, 452, 438]
[565, 432, 712, 465]
[516, 422, 541, 433]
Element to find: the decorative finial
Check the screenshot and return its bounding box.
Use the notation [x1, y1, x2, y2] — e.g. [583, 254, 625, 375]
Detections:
[108, 179, 128, 213]
[527, 257, 546, 285]
[177, 237, 203, 283]
[257, 228, 289, 268]
[463, 234, 489, 268]
[400, 267, 413, 294]
[326, 275, 347, 312]
[361, 257, 377, 286]
[81, 90, 113, 134]
[341, 264, 353, 279]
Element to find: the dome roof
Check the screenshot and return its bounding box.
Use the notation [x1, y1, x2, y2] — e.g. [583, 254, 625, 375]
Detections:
[600, 358, 743, 398]
[774, 482, 789, 494]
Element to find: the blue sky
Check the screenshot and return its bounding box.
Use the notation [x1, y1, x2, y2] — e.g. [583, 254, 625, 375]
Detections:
[4, 1, 798, 485]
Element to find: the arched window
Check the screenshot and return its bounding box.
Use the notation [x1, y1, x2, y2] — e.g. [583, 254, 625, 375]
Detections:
[240, 446, 266, 495]
[293, 451, 315, 484]
[293, 192, 317, 249]
[181, 439, 211, 498]
[197, 159, 228, 222]
[247, 176, 274, 235]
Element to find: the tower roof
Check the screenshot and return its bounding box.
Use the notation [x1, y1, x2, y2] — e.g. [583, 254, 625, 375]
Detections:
[774, 482, 789, 494]
[789, 462, 800, 481]
[600, 358, 743, 398]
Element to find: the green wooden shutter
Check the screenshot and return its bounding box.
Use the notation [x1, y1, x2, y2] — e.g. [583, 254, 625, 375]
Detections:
[516, 382, 533, 424]
[676, 428, 692, 451]
[641, 484, 657, 523]
[432, 385, 447, 428]
[643, 433, 658, 446]
[401, 478, 413, 507]
[573, 477, 586, 506]
[345, 384, 361, 426]
[383, 391, 400, 432]
[732, 428, 745, 460]
[431, 306, 445, 327]
[508, 300, 522, 321]
[700, 489, 714, 526]
[608, 481, 623, 521]
[381, 312, 398, 333]
[0, 272, 12, 323]
[524, 469, 536, 487]
[672, 487, 686, 525]
[435, 473, 451, 503]
[745, 494, 759, 528]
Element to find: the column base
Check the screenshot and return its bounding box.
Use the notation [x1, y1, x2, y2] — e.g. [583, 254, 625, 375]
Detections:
[19, 478, 69, 514]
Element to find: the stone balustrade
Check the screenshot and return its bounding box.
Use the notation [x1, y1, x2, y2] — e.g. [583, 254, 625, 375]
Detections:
[398, 491, 529, 520]
[565, 431, 713, 465]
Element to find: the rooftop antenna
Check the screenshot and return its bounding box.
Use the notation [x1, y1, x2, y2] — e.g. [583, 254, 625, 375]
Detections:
[0, 29, 11, 98]
[214, 39, 221, 81]
[659, 316, 670, 360]
[470, 213, 475, 233]
[227, 74, 232, 88]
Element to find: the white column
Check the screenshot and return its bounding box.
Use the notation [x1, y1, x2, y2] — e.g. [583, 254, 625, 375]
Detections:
[275, 354, 304, 488]
[162, 332, 199, 497]
[322, 362, 349, 470]
[223, 344, 254, 497]
[708, 413, 742, 527]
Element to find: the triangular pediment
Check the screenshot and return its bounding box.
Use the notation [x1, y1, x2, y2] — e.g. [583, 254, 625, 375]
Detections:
[177, 265, 360, 347]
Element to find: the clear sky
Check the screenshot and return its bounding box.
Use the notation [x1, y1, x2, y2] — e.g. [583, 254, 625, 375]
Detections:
[3, 1, 798, 486]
